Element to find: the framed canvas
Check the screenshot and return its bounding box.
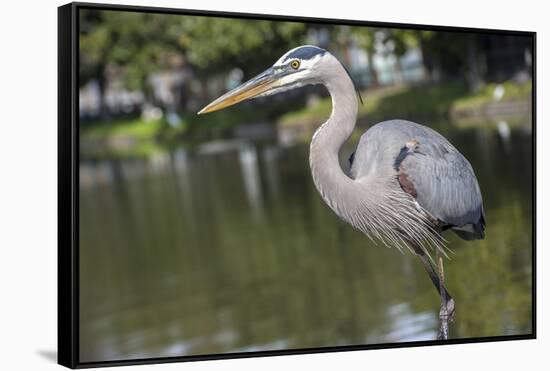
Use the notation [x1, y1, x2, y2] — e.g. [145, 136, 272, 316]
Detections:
[58, 2, 536, 368]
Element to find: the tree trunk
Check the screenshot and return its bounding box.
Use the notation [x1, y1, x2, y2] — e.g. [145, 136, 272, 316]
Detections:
[96, 66, 108, 120]
[418, 39, 435, 83]
[466, 37, 484, 90]
[392, 57, 404, 85]
[367, 48, 379, 87]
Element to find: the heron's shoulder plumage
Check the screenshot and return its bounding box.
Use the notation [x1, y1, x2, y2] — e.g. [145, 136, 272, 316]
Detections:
[351, 120, 485, 240]
[350, 120, 437, 179]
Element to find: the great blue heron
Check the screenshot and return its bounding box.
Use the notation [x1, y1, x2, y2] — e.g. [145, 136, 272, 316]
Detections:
[198, 45, 485, 340]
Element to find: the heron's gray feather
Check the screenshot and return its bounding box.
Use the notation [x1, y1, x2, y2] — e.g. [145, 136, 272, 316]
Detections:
[351, 120, 485, 239]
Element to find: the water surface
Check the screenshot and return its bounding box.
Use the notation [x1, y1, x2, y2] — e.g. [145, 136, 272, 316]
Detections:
[79, 122, 533, 362]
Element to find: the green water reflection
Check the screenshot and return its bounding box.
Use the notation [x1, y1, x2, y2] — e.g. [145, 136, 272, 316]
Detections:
[79, 124, 533, 362]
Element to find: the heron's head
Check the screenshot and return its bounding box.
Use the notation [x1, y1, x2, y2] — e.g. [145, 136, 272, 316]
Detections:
[198, 45, 330, 114]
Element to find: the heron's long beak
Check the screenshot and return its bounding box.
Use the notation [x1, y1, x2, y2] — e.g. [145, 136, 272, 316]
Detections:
[198, 67, 280, 114]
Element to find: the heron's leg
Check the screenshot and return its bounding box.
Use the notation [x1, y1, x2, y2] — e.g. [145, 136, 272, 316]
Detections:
[435, 248, 454, 340]
[414, 249, 455, 340]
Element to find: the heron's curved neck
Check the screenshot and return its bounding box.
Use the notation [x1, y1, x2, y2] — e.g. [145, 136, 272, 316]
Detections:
[309, 59, 359, 216]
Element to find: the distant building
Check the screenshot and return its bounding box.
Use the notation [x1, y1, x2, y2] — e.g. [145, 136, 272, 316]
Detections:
[79, 67, 192, 120]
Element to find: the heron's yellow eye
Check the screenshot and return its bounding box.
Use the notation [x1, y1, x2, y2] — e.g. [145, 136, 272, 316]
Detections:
[290, 60, 300, 69]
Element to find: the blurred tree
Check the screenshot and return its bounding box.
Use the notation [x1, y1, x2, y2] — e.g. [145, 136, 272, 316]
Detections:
[79, 8, 531, 121]
[383, 29, 486, 89]
[384, 29, 433, 84]
[350, 27, 431, 87]
[350, 27, 379, 87]
[80, 10, 308, 115]
[80, 10, 184, 116]
[177, 18, 307, 78]
[412, 30, 437, 81]
[421, 32, 484, 88]
[79, 10, 110, 117]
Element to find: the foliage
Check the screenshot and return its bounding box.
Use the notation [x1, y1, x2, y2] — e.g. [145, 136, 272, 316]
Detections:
[372, 83, 469, 119]
[385, 29, 434, 57]
[80, 11, 184, 91]
[278, 83, 470, 127]
[80, 9, 308, 90]
[81, 117, 172, 140]
[177, 17, 307, 76]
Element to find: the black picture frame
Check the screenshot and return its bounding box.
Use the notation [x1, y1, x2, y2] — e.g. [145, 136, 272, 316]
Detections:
[58, 2, 537, 368]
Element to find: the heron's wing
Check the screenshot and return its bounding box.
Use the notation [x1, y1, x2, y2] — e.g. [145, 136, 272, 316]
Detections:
[351, 120, 485, 240]
[397, 134, 485, 240]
